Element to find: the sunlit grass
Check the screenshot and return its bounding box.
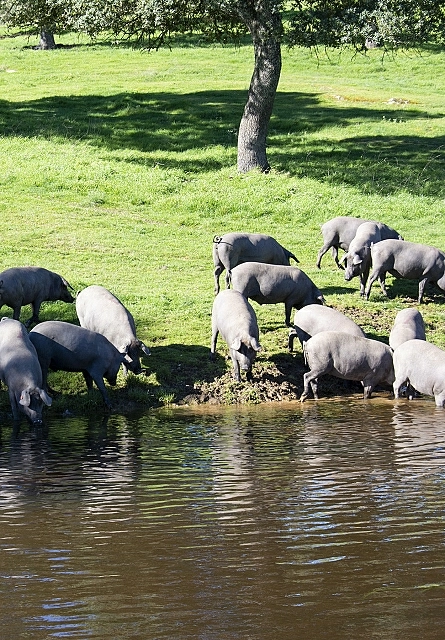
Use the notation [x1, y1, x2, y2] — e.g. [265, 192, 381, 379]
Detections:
[0, 33, 444, 410]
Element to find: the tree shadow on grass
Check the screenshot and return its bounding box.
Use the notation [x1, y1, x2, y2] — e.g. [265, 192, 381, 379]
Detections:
[0, 89, 444, 195]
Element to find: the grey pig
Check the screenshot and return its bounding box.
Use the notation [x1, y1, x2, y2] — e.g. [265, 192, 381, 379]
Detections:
[0, 317, 52, 423]
[342, 222, 383, 296]
[393, 339, 445, 407]
[365, 239, 445, 303]
[288, 304, 365, 352]
[230, 262, 324, 327]
[210, 289, 261, 381]
[0, 266, 74, 326]
[213, 232, 298, 294]
[29, 321, 125, 408]
[389, 308, 426, 350]
[316, 216, 402, 269]
[76, 285, 150, 375]
[300, 331, 395, 401]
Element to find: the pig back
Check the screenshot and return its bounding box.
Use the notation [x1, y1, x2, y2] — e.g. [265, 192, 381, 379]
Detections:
[389, 308, 426, 350]
[212, 289, 259, 344]
[76, 285, 136, 344]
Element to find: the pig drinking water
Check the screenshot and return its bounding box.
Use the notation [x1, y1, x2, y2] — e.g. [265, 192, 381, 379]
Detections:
[0, 317, 52, 423]
[29, 321, 124, 408]
[393, 339, 445, 407]
[76, 285, 150, 375]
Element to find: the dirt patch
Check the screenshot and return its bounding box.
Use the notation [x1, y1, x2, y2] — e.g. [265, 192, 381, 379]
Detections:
[178, 352, 364, 406]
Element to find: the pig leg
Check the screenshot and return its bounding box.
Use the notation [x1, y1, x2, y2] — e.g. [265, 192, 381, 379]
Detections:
[12, 305, 22, 321]
[393, 374, 408, 399]
[210, 326, 219, 360]
[231, 358, 241, 382]
[300, 371, 320, 401]
[214, 264, 224, 295]
[26, 299, 44, 327]
[284, 301, 293, 327]
[316, 242, 333, 269]
[434, 393, 445, 408]
[83, 371, 112, 408]
[8, 389, 21, 421]
[362, 378, 375, 399]
[377, 274, 388, 297]
[417, 277, 429, 304]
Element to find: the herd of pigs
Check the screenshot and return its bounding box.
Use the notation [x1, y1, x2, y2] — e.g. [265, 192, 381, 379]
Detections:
[0, 269, 150, 424]
[1, 213, 445, 425]
[211, 217, 445, 407]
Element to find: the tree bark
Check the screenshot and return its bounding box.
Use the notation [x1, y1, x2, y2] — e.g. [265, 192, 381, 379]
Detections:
[236, 3, 282, 173]
[38, 30, 56, 50]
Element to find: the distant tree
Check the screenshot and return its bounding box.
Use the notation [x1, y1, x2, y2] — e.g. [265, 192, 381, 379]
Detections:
[1, 0, 444, 170]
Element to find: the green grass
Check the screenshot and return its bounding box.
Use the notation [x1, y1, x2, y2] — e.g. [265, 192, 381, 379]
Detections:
[0, 32, 444, 411]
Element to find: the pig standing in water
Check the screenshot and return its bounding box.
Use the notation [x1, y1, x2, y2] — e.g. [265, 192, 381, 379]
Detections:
[393, 339, 445, 407]
[0, 318, 52, 423]
[0, 266, 74, 326]
[210, 289, 261, 381]
[300, 331, 394, 401]
[76, 285, 150, 375]
[30, 321, 124, 408]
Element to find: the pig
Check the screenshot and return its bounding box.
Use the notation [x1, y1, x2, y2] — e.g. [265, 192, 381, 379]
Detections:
[316, 216, 403, 269]
[213, 232, 298, 294]
[365, 239, 445, 303]
[76, 285, 150, 375]
[343, 222, 383, 296]
[393, 339, 445, 407]
[29, 321, 125, 408]
[230, 262, 324, 327]
[299, 331, 395, 401]
[0, 266, 74, 327]
[210, 289, 261, 381]
[288, 304, 365, 352]
[389, 308, 426, 350]
[316, 216, 372, 269]
[0, 317, 52, 423]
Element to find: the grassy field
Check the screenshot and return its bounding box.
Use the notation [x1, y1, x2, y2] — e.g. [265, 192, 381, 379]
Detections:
[0, 32, 444, 412]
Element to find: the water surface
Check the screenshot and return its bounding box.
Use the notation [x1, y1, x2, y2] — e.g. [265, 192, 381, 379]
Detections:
[0, 398, 444, 639]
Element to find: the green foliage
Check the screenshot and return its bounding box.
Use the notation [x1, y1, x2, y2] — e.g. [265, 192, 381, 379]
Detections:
[1, 0, 444, 49]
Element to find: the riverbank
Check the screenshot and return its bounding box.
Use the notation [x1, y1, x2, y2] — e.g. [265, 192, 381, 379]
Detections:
[0, 36, 444, 416]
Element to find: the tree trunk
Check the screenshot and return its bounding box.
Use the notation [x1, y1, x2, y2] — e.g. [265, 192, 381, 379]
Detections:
[237, 6, 282, 173]
[38, 30, 56, 50]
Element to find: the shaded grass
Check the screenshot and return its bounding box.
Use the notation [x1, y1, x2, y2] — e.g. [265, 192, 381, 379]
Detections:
[0, 34, 444, 413]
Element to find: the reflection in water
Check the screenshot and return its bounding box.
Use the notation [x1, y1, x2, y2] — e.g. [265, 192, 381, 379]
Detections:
[0, 400, 444, 639]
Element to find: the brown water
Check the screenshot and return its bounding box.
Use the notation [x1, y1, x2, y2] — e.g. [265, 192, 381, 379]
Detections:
[0, 398, 444, 639]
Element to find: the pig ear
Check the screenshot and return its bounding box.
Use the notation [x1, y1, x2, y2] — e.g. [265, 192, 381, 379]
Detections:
[339, 253, 348, 265]
[140, 341, 151, 356]
[39, 389, 52, 407]
[352, 255, 362, 265]
[251, 338, 262, 352]
[19, 390, 31, 407]
[231, 338, 242, 351]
